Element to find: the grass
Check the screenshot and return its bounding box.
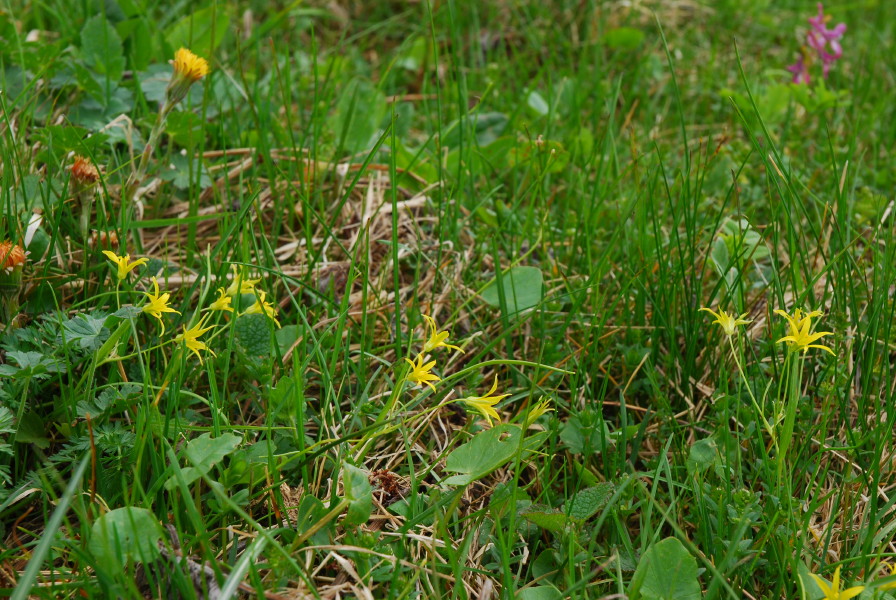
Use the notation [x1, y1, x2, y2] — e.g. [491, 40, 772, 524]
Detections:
[1, 0, 896, 598]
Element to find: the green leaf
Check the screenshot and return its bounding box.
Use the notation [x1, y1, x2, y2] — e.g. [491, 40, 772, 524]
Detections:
[165, 5, 231, 58]
[508, 139, 569, 173]
[235, 313, 273, 356]
[275, 325, 302, 356]
[329, 78, 387, 156]
[165, 111, 206, 147]
[164, 432, 241, 490]
[687, 438, 719, 475]
[520, 507, 569, 533]
[68, 85, 134, 131]
[14, 413, 50, 449]
[443, 424, 532, 486]
[559, 411, 610, 455]
[480, 266, 543, 315]
[89, 507, 162, 573]
[710, 237, 730, 276]
[295, 496, 332, 545]
[80, 16, 125, 82]
[517, 586, 563, 600]
[563, 483, 614, 521]
[0, 351, 64, 380]
[77, 384, 143, 420]
[629, 537, 701, 600]
[342, 463, 373, 525]
[60, 313, 109, 352]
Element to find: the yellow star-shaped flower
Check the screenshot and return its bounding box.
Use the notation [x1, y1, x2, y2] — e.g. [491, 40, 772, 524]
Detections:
[404, 353, 440, 392]
[241, 290, 281, 328]
[421, 314, 462, 353]
[699, 306, 751, 336]
[205, 287, 233, 313]
[809, 565, 864, 600]
[523, 396, 554, 428]
[775, 308, 835, 355]
[174, 314, 216, 363]
[225, 265, 261, 297]
[141, 277, 180, 334]
[460, 377, 510, 427]
[102, 251, 148, 281]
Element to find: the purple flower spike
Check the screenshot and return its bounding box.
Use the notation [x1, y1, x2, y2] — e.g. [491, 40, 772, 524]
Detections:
[787, 3, 846, 83]
[806, 3, 846, 75]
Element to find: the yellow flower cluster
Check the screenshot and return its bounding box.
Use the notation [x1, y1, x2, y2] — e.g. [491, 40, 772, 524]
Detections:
[101, 254, 284, 363]
[403, 314, 461, 392]
[217, 265, 280, 328]
[401, 314, 553, 428]
[699, 304, 835, 356]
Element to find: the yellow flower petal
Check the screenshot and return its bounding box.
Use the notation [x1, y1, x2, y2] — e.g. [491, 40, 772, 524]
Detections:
[404, 354, 440, 392]
[141, 277, 180, 335]
[421, 314, 463, 353]
[700, 306, 750, 336]
[775, 308, 835, 355]
[102, 251, 148, 281]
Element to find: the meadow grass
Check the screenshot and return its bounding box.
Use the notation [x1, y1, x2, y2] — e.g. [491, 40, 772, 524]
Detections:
[1, 1, 895, 598]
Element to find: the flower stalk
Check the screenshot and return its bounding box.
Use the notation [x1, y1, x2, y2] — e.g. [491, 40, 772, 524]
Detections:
[124, 48, 209, 243]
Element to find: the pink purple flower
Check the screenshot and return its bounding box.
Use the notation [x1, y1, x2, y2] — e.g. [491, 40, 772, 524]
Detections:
[787, 3, 846, 83]
[786, 54, 810, 84]
[807, 3, 846, 75]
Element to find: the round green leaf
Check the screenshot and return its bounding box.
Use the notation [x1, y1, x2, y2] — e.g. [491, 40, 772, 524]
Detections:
[89, 507, 162, 573]
[480, 266, 544, 315]
[629, 537, 701, 600]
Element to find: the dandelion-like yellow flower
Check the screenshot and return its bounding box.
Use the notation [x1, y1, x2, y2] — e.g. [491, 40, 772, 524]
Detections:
[421, 314, 462, 353]
[460, 377, 510, 427]
[167, 48, 210, 105]
[809, 566, 864, 600]
[699, 306, 751, 336]
[523, 396, 554, 428]
[205, 287, 233, 313]
[0, 241, 26, 275]
[102, 251, 148, 281]
[142, 277, 180, 335]
[241, 290, 281, 328]
[172, 48, 209, 83]
[174, 314, 216, 363]
[404, 353, 440, 392]
[225, 265, 261, 297]
[775, 308, 835, 355]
